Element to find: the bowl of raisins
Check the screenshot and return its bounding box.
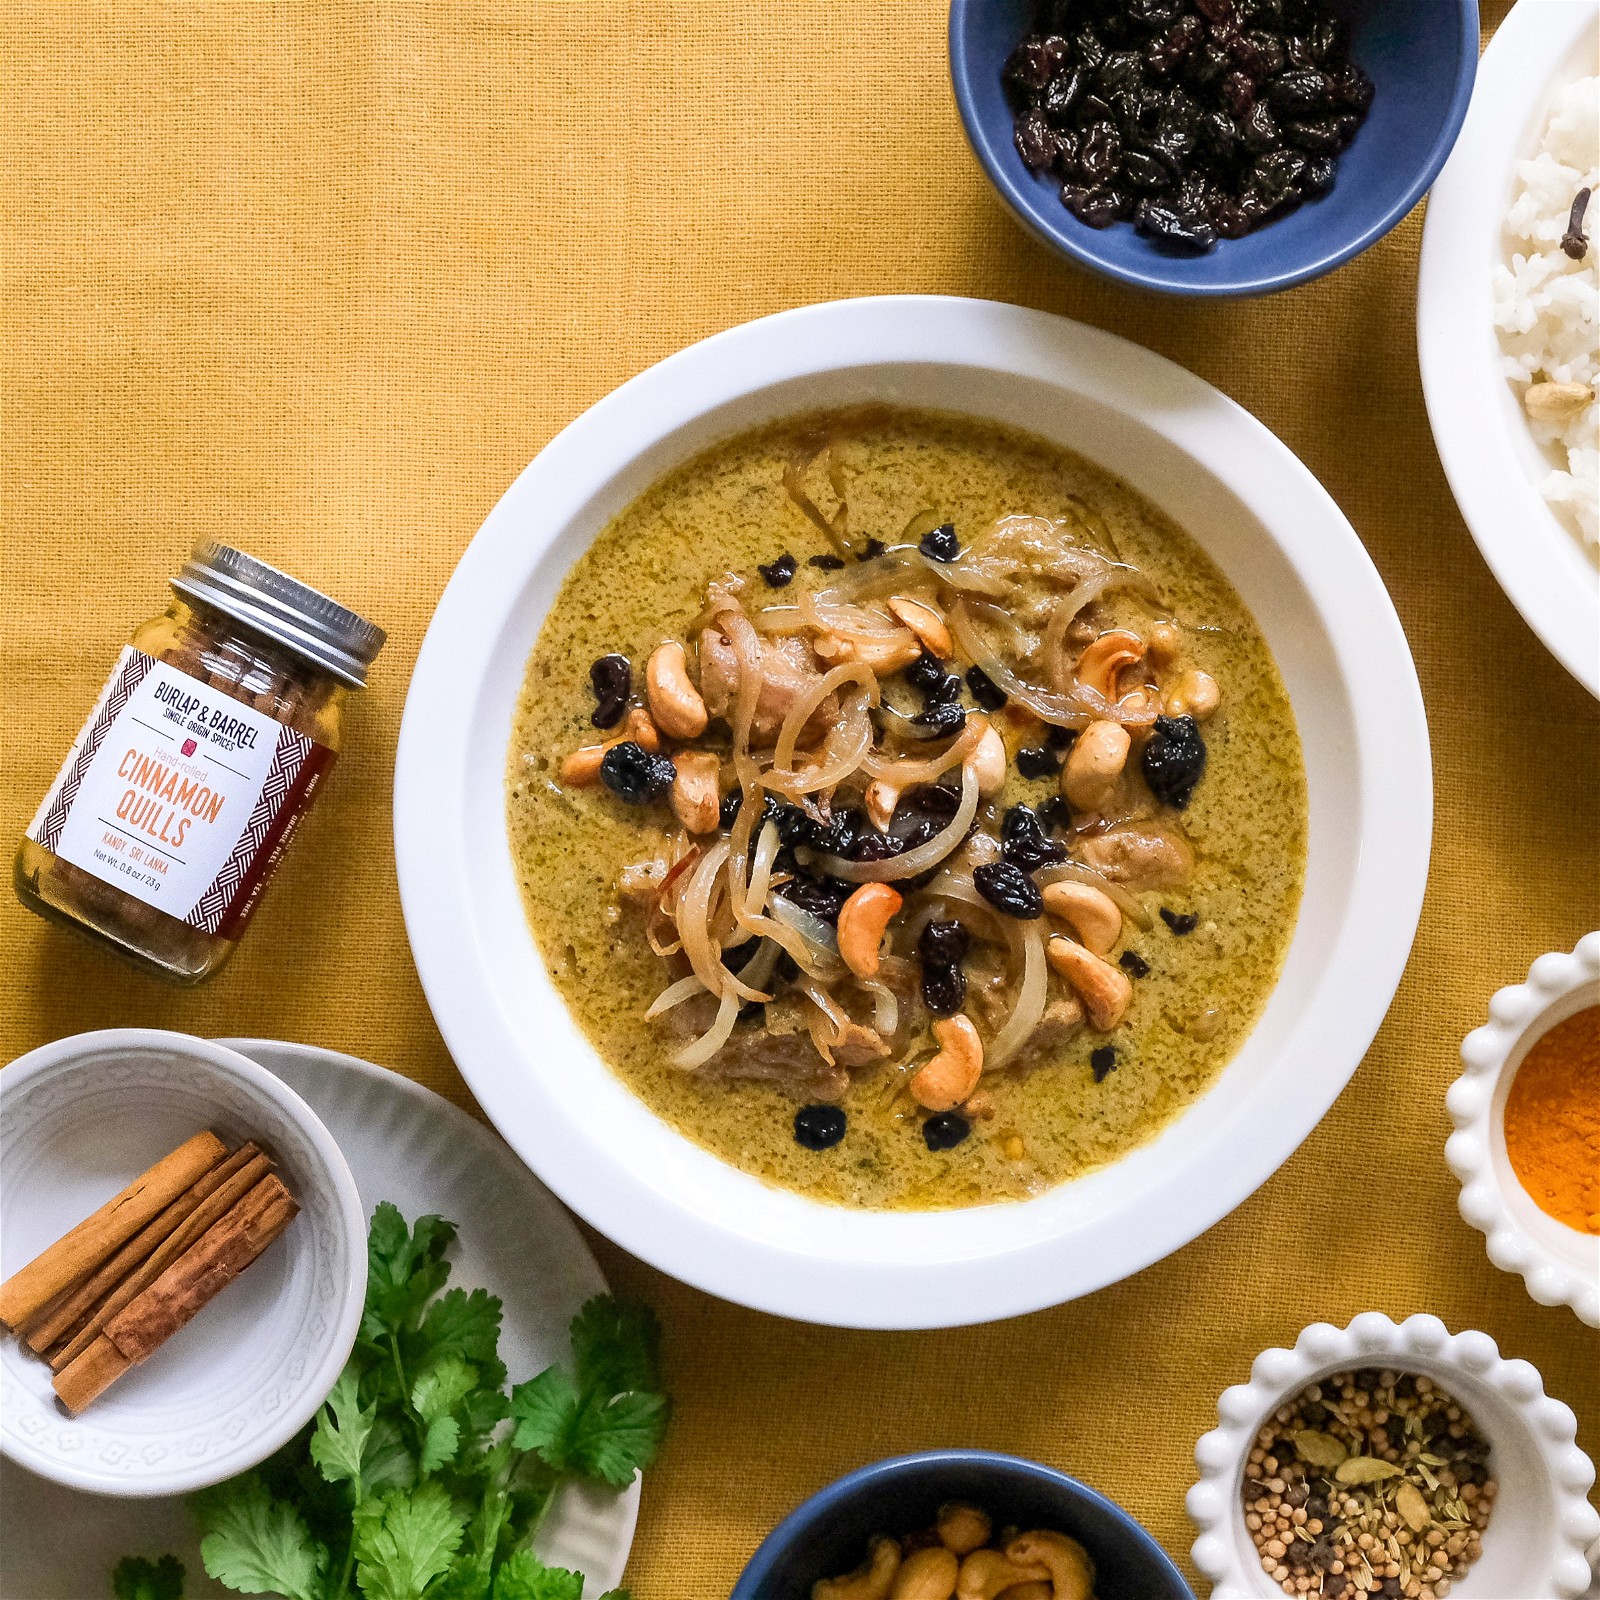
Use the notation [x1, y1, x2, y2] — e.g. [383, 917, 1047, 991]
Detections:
[950, 0, 1479, 296]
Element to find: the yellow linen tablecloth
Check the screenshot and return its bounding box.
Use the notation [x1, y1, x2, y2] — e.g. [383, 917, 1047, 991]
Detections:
[3, 3, 1595, 1594]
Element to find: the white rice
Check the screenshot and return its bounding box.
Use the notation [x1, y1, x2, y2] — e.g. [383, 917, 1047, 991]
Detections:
[1492, 72, 1599, 550]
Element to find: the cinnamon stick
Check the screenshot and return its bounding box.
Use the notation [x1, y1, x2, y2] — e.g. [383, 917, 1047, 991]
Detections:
[49, 1151, 274, 1370]
[52, 1175, 298, 1414]
[24, 1143, 265, 1354]
[0, 1130, 227, 1332]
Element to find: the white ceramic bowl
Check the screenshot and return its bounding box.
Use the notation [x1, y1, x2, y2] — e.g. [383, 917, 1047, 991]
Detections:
[1417, 0, 1600, 700]
[0, 1029, 366, 1496]
[1187, 1312, 1600, 1599]
[395, 294, 1432, 1330]
[1447, 932, 1600, 1328]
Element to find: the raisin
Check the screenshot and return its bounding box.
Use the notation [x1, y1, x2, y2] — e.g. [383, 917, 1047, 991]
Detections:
[922, 1112, 971, 1152]
[1141, 714, 1207, 808]
[920, 918, 972, 970]
[1239, 99, 1279, 153]
[1269, 66, 1336, 113]
[1005, 37, 1055, 93]
[719, 790, 742, 830]
[1043, 68, 1089, 126]
[1080, 120, 1123, 183]
[807, 552, 846, 571]
[921, 961, 967, 1017]
[1035, 795, 1073, 832]
[1046, 724, 1076, 751]
[1119, 949, 1151, 978]
[905, 650, 948, 693]
[1015, 745, 1063, 779]
[905, 782, 962, 821]
[794, 1104, 847, 1150]
[1001, 805, 1068, 870]
[909, 701, 967, 739]
[858, 537, 887, 561]
[1090, 1044, 1118, 1082]
[598, 741, 675, 805]
[926, 671, 963, 706]
[588, 653, 631, 729]
[973, 861, 1044, 920]
[1016, 107, 1060, 173]
[1063, 184, 1122, 228]
[772, 802, 819, 847]
[757, 552, 797, 587]
[1285, 116, 1349, 155]
[965, 666, 1007, 711]
[1135, 199, 1217, 251]
[1161, 906, 1199, 935]
[919, 522, 962, 563]
[776, 876, 851, 925]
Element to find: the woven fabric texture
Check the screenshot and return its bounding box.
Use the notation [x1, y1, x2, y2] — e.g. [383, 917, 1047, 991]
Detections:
[2, 2, 1595, 1594]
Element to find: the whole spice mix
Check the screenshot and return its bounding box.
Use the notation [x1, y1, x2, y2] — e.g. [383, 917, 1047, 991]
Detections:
[1502, 1004, 1600, 1233]
[15, 543, 384, 983]
[1245, 1368, 1496, 1597]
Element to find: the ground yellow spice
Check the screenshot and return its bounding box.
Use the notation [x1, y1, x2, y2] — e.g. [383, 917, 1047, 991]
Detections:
[1503, 1004, 1600, 1234]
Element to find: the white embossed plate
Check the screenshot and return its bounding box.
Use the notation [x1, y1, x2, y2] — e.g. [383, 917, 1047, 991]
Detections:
[0, 1039, 637, 1599]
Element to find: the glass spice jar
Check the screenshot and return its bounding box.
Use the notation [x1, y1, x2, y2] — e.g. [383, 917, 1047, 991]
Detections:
[16, 542, 385, 984]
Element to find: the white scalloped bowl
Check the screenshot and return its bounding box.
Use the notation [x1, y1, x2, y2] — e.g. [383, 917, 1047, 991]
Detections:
[1448, 933, 1600, 1329]
[1187, 1312, 1600, 1599]
[0, 1029, 366, 1497]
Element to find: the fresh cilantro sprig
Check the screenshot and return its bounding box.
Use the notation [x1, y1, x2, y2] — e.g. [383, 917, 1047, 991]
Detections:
[114, 1204, 663, 1600]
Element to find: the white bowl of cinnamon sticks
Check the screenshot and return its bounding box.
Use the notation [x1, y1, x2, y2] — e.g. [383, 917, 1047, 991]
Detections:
[0, 1028, 365, 1496]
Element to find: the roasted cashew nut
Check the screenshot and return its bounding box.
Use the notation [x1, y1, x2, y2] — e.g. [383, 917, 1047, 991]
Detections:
[1075, 628, 1145, 700]
[1163, 668, 1219, 721]
[954, 1548, 1050, 1600]
[624, 705, 663, 752]
[670, 750, 721, 834]
[1062, 719, 1130, 811]
[993, 1585, 1051, 1600]
[936, 1503, 993, 1555]
[815, 1537, 902, 1600]
[645, 640, 709, 739]
[1004, 1531, 1095, 1600]
[1041, 880, 1122, 956]
[964, 720, 1007, 798]
[559, 744, 608, 787]
[1045, 936, 1132, 1031]
[837, 882, 904, 979]
[887, 595, 954, 659]
[889, 1545, 959, 1600]
[910, 1013, 984, 1111]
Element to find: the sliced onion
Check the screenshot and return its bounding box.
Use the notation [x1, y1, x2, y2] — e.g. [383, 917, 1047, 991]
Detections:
[802, 761, 979, 883]
[916, 549, 1010, 596]
[783, 458, 847, 550]
[715, 602, 766, 757]
[796, 974, 849, 1034]
[800, 590, 902, 641]
[677, 839, 766, 1002]
[671, 987, 740, 1070]
[745, 820, 781, 917]
[1037, 860, 1153, 929]
[1042, 570, 1117, 691]
[950, 600, 1099, 729]
[986, 922, 1048, 1069]
[857, 977, 899, 1037]
[860, 713, 984, 784]
[771, 662, 876, 780]
[646, 973, 708, 1020]
[768, 893, 841, 957]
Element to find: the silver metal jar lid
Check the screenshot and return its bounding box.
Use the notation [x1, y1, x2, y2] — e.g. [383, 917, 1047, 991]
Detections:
[170, 542, 386, 689]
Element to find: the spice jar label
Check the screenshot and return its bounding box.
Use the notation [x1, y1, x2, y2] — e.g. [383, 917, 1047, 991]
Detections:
[27, 648, 335, 937]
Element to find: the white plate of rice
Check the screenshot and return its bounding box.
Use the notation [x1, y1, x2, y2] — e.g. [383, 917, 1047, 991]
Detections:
[1420, 0, 1599, 700]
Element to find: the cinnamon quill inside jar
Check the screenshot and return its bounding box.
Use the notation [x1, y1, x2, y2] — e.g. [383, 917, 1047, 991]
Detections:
[15, 542, 384, 983]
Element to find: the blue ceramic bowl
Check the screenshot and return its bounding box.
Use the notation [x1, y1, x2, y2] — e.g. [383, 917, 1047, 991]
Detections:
[949, 0, 1479, 296]
[732, 1450, 1195, 1599]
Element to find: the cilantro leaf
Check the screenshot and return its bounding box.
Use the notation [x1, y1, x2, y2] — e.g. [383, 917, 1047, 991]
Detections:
[417, 1287, 507, 1393]
[569, 1298, 661, 1398]
[111, 1555, 185, 1600]
[195, 1475, 327, 1600]
[362, 1205, 457, 1341]
[411, 1355, 478, 1473]
[308, 1369, 373, 1491]
[506, 1367, 580, 1464]
[351, 1482, 467, 1600]
[489, 1550, 583, 1600]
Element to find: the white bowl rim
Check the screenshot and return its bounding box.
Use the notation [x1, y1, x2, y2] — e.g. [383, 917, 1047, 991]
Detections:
[1186, 1311, 1600, 1599]
[1417, 0, 1600, 701]
[1446, 931, 1600, 1329]
[0, 1027, 367, 1497]
[394, 293, 1432, 1330]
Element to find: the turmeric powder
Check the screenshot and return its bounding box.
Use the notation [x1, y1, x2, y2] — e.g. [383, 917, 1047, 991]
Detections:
[1502, 1005, 1600, 1235]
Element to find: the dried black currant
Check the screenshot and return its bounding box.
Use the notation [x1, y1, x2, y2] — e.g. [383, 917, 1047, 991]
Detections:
[921, 964, 967, 1017]
[1016, 745, 1063, 780]
[588, 653, 631, 729]
[905, 782, 963, 821]
[815, 807, 866, 857]
[599, 741, 675, 805]
[905, 651, 948, 693]
[965, 666, 1007, 711]
[1120, 949, 1151, 978]
[776, 875, 851, 925]
[1001, 805, 1068, 870]
[808, 552, 846, 571]
[757, 552, 797, 587]
[973, 861, 1044, 919]
[1090, 1044, 1118, 1082]
[1160, 906, 1199, 935]
[1035, 795, 1073, 833]
[1141, 714, 1208, 808]
[920, 918, 972, 970]
[910, 701, 967, 739]
[919, 522, 962, 563]
[1046, 724, 1076, 752]
[922, 1112, 971, 1152]
[925, 672, 963, 706]
[794, 1104, 847, 1150]
[773, 802, 821, 848]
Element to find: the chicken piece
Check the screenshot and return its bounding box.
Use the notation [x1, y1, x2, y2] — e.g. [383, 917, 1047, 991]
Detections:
[831, 1020, 891, 1069]
[698, 629, 837, 743]
[1077, 822, 1195, 889]
[1014, 997, 1087, 1070]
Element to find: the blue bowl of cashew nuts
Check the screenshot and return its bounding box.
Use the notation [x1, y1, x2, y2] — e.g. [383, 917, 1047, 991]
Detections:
[731, 1449, 1195, 1599]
